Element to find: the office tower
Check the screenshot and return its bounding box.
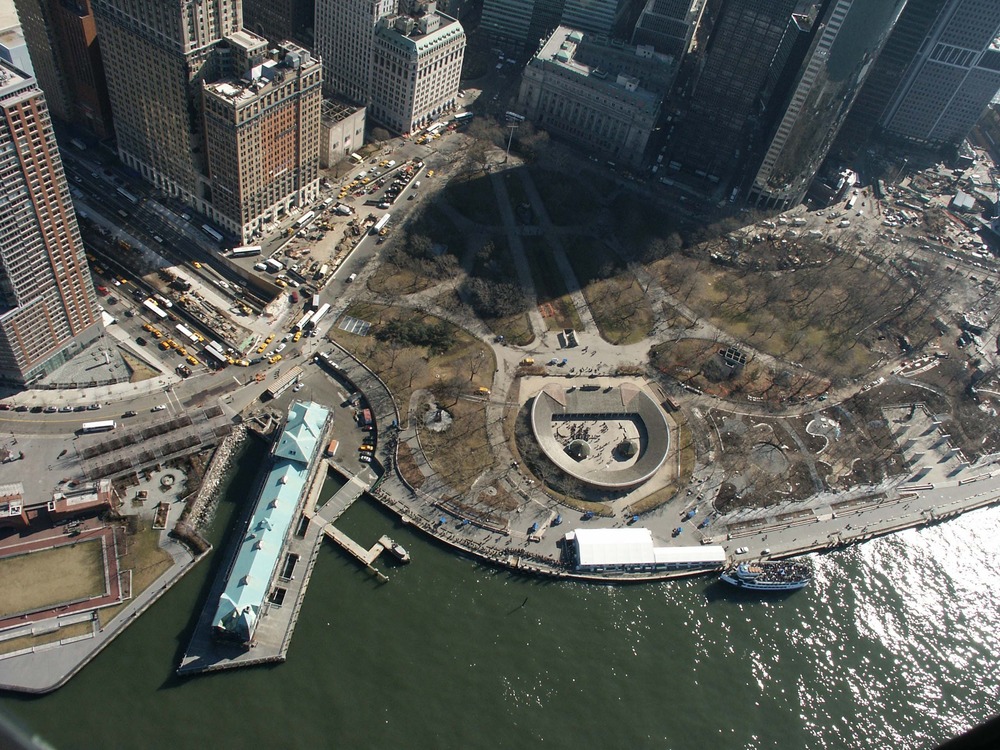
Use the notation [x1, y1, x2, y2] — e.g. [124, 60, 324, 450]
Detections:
[0, 61, 102, 384]
[666, 0, 800, 186]
[748, 0, 909, 209]
[13, 0, 113, 137]
[315, 0, 396, 103]
[242, 0, 314, 44]
[560, 0, 629, 37]
[370, 8, 465, 133]
[480, 0, 565, 57]
[91, 0, 242, 208]
[518, 27, 663, 167]
[838, 0, 948, 148]
[316, 0, 465, 133]
[203, 42, 322, 241]
[632, 0, 706, 58]
[880, 0, 1000, 147]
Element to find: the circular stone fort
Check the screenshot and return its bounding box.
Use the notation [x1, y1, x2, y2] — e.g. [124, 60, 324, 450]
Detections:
[530, 383, 671, 490]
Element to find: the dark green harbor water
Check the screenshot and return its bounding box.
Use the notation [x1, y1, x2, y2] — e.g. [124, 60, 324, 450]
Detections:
[1, 442, 998, 749]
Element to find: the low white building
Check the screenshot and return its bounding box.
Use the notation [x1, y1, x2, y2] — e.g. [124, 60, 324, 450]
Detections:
[565, 528, 726, 573]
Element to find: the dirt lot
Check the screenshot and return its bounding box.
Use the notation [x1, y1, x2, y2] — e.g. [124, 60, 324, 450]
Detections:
[0, 539, 106, 618]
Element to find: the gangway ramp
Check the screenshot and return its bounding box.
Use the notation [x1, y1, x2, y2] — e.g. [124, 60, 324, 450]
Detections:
[321, 523, 388, 582]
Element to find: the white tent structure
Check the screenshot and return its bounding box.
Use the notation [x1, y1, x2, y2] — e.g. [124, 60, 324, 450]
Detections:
[566, 528, 726, 572]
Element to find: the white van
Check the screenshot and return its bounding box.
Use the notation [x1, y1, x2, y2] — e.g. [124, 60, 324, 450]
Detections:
[347, 273, 357, 283]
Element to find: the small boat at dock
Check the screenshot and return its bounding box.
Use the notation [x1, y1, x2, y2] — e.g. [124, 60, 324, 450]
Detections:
[383, 537, 410, 563]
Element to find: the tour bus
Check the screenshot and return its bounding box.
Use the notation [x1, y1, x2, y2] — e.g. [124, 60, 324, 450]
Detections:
[82, 420, 116, 433]
[293, 210, 316, 229]
[230, 245, 262, 258]
[293, 311, 314, 332]
[201, 224, 224, 243]
[143, 299, 168, 320]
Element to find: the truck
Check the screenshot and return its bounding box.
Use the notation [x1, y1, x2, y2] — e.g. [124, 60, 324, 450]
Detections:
[308, 302, 330, 329]
[791, 217, 807, 227]
[264, 258, 284, 273]
[334, 203, 352, 216]
[358, 408, 373, 429]
[371, 213, 391, 235]
[314, 264, 329, 280]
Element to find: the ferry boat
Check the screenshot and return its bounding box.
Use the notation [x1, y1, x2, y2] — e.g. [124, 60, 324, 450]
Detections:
[720, 560, 812, 591]
[386, 539, 410, 564]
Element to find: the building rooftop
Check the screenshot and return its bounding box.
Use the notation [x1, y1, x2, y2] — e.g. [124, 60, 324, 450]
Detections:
[0, 57, 31, 93]
[212, 401, 329, 643]
[376, 8, 463, 50]
[205, 41, 319, 105]
[532, 26, 660, 106]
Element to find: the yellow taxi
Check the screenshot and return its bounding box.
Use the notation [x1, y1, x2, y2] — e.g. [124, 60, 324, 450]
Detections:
[256, 343, 267, 354]
[265, 334, 275, 344]
[293, 331, 302, 342]
[268, 354, 283, 364]
[150, 329, 162, 339]
[142, 323, 154, 333]
[186, 355, 200, 366]
[427, 169, 435, 177]
[192, 261, 202, 268]
[176, 346, 187, 357]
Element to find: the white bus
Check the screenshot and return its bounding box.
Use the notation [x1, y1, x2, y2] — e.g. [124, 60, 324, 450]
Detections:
[293, 311, 314, 332]
[175, 324, 201, 345]
[453, 112, 474, 125]
[201, 224, 224, 243]
[82, 420, 117, 433]
[293, 210, 316, 229]
[230, 245, 262, 258]
[143, 299, 168, 320]
[116, 187, 139, 204]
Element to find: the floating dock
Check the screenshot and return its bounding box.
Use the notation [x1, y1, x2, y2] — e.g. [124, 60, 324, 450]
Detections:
[321, 523, 388, 581]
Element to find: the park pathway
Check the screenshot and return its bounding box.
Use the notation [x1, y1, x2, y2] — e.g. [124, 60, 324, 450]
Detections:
[516, 168, 598, 334]
[490, 169, 546, 340]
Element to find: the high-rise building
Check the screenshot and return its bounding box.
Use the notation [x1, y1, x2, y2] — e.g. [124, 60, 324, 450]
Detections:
[203, 42, 323, 241]
[480, 0, 565, 57]
[879, 0, 1000, 147]
[560, 0, 629, 37]
[315, 0, 396, 103]
[91, 0, 242, 209]
[666, 0, 801, 186]
[94, 1, 321, 241]
[370, 7, 465, 133]
[0, 61, 102, 384]
[242, 0, 314, 44]
[13, 0, 113, 137]
[748, 0, 909, 209]
[518, 27, 664, 167]
[316, 0, 464, 133]
[837, 0, 948, 149]
[632, 0, 706, 58]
